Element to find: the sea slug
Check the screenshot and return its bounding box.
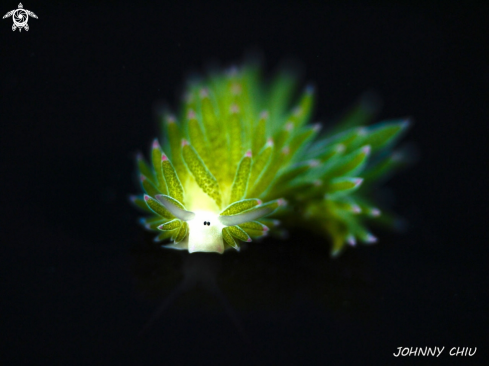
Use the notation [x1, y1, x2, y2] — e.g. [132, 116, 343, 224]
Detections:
[130, 62, 410, 256]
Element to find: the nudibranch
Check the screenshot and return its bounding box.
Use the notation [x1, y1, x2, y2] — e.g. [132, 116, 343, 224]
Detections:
[131, 62, 410, 256]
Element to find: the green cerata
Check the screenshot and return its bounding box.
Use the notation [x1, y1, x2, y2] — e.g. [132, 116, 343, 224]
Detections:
[130, 61, 411, 256]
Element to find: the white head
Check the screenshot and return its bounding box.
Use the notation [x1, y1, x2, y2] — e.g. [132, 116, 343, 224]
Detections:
[156, 195, 225, 253]
[186, 211, 225, 253]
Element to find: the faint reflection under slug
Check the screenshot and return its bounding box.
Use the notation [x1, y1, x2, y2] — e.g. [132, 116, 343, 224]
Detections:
[131, 231, 380, 339]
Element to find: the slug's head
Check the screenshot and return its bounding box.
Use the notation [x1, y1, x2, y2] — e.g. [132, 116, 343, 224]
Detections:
[187, 211, 225, 254]
[156, 195, 225, 253]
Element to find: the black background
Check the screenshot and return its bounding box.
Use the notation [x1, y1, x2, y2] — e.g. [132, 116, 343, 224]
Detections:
[1, 1, 487, 365]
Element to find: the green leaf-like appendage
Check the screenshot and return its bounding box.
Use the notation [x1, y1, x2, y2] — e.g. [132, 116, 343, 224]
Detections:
[248, 140, 273, 188]
[140, 175, 160, 198]
[227, 225, 251, 242]
[323, 145, 371, 179]
[130, 195, 152, 213]
[141, 216, 165, 230]
[143, 195, 175, 219]
[161, 153, 184, 204]
[222, 227, 239, 249]
[157, 218, 182, 231]
[220, 198, 261, 216]
[352, 120, 410, 152]
[248, 147, 288, 198]
[154, 230, 175, 242]
[228, 108, 244, 176]
[252, 112, 268, 155]
[230, 152, 252, 203]
[326, 177, 363, 197]
[237, 221, 269, 238]
[182, 141, 222, 208]
[151, 139, 166, 193]
[188, 113, 213, 175]
[240, 199, 282, 217]
[165, 117, 187, 183]
[174, 222, 188, 243]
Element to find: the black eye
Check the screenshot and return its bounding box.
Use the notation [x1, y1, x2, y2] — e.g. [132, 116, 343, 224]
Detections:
[203, 221, 207, 225]
[208, 221, 211, 226]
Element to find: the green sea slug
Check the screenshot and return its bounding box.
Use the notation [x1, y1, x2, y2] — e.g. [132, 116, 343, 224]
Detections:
[130, 62, 410, 256]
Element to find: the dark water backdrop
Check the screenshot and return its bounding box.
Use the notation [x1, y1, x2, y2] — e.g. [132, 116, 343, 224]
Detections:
[1, 1, 487, 365]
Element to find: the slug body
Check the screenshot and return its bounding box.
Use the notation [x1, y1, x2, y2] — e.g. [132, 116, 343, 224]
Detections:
[131, 62, 410, 256]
